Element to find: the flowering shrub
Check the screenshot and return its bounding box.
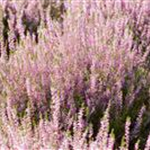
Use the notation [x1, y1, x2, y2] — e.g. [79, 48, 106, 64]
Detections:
[0, 0, 150, 149]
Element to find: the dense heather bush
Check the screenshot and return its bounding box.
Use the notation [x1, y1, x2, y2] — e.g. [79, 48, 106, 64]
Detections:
[0, 0, 150, 149]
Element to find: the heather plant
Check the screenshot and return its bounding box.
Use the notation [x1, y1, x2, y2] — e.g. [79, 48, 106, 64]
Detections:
[21, 0, 41, 43]
[0, 0, 150, 149]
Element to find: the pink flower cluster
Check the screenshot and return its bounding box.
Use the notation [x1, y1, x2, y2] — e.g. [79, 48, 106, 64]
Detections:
[0, 0, 149, 149]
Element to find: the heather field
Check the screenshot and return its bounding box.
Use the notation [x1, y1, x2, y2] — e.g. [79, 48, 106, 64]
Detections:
[0, 0, 150, 149]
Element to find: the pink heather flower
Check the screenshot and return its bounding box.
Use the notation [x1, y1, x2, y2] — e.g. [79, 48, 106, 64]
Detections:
[96, 102, 111, 149]
[145, 134, 150, 150]
[26, 78, 32, 99]
[125, 117, 131, 150]
[131, 105, 146, 140]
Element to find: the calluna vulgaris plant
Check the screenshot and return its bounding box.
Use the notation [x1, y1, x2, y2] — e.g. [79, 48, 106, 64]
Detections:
[0, 0, 150, 149]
